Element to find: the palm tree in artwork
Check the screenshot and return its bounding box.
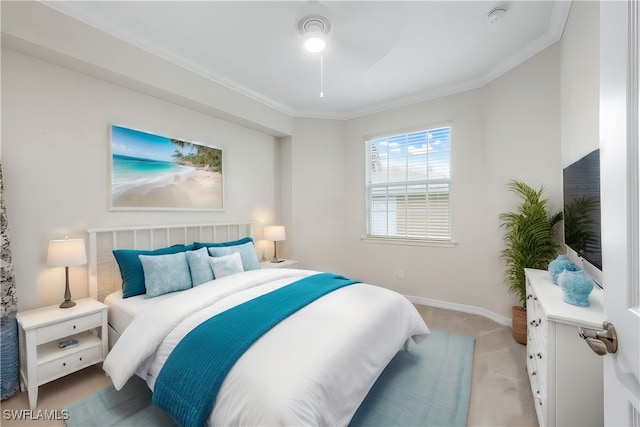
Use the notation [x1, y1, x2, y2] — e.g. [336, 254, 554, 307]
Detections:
[170, 139, 222, 173]
[171, 149, 185, 162]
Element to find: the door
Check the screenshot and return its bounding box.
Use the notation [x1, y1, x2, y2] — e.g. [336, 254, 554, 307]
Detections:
[600, 1, 640, 425]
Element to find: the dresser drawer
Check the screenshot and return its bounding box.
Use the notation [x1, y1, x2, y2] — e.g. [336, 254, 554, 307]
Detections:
[36, 312, 102, 344]
[527, 283, 549, 396]
[37, 344, 102, 384]
[533, 390, 547, 427]
[527, 340, 548, 391]
[527, 350, 547, 426]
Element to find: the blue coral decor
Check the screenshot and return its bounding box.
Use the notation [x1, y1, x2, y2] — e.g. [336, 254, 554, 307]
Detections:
[548, 254, 581, 285]
[557, 269, 594, 307]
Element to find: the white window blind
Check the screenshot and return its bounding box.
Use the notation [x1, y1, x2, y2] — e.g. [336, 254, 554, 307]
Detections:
[365, 126, 451, 240]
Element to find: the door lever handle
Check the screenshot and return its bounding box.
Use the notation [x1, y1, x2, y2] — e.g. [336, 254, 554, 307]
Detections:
[578, 321, 618, 355]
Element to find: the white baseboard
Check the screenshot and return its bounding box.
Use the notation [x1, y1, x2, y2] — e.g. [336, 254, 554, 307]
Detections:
[404, 294, 512, 327]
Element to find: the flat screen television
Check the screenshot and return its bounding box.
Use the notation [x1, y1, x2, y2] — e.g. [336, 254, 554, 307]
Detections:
[562, 149, 602, 272]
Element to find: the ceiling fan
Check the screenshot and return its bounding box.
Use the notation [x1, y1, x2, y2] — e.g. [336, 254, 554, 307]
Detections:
[294, 1, 406, 98]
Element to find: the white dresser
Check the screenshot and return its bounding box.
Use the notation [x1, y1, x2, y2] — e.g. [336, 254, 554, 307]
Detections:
[524, 268, 604, 427]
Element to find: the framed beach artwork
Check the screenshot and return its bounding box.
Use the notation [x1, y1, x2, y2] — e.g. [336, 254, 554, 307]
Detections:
[110, 125, 224, 211]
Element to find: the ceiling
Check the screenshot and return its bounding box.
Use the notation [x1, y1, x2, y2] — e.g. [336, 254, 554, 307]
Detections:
[43, 1, 571, 120]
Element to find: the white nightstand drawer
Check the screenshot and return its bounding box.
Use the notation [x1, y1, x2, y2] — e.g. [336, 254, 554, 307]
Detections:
[36, 312, 102, 344]
[37, 344, 102, 384]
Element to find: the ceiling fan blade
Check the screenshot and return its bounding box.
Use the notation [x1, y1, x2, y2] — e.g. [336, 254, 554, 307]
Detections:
[325, 2, 409, 70]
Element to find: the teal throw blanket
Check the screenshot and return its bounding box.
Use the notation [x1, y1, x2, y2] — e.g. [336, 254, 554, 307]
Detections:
[152, 273, 358, 427]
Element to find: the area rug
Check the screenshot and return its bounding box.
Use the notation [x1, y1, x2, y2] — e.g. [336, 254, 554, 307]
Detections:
[348, 329, 475, 427]
[64, 329, 474, 427]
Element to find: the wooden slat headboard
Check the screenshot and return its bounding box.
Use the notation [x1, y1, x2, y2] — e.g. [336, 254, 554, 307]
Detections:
[87, 222, 254, 302]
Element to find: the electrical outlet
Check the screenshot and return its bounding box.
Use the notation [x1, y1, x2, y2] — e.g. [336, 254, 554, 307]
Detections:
[398, 269, 404, 280]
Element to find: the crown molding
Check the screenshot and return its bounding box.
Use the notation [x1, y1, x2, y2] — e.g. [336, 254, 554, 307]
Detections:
[39, 1, 296, 118]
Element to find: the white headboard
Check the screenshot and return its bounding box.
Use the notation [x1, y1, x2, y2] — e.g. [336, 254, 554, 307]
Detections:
[87, 222, 254, 302]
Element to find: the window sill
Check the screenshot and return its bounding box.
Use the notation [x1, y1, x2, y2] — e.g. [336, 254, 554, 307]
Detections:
[361, 236, 457, 248]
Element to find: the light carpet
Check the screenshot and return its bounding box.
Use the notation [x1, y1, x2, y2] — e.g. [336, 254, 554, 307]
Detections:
[64, 329, 474, 427]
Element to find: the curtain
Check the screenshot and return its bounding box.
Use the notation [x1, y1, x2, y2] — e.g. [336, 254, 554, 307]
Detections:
[0, 162, 19, 400]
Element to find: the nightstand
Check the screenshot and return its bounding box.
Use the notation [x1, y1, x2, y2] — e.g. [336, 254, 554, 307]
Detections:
[16, 298, 108, 409]
[260, 259, 299, 269]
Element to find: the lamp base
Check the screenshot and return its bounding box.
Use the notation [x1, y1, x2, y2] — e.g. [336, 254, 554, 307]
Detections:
[59, 300, 76, 309]
[60, 266, 75, 309]
[270, 240, 284, 263]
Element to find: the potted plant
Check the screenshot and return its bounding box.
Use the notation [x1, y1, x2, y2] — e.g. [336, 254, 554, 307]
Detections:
[499, 180, 563, 344]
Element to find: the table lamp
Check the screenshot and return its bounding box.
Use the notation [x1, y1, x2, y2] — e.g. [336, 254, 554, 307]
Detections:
[264, 225, 286, 263]
[47, 237, 87, 308]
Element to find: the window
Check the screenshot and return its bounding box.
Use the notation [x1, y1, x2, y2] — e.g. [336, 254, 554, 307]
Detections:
[365, 126, 451, 241]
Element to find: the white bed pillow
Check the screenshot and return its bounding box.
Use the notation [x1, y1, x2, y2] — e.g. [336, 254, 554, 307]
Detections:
[208, 252, 244, 278]
[139, 252, 192, 298]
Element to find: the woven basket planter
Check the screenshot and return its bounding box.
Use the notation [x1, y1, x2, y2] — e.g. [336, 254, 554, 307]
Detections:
[511, 306, 527, 345]
[1, 316, 20, 400]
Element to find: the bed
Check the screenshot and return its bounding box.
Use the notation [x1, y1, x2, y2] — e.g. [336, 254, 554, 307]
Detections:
[89, 223, 430, 426]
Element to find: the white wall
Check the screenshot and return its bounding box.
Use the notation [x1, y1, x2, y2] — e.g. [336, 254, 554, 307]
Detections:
[560, 1, 600, 168]
[289, 44, 561, 320]
[2, 49, 280, 310]
[483, 44, 562, 316]
[289, 118, 347, 272]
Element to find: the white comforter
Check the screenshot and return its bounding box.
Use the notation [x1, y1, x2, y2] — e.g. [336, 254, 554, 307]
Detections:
[103, 268, 429, 426]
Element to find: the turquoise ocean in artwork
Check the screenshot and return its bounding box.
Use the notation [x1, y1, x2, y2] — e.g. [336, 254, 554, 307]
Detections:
[112, 154, 195, 198]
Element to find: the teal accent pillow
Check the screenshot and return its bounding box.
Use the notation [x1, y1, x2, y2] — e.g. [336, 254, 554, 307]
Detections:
[186, 247, 214, 286]
[113, 244, 194, 298]
[208, 252, 244, 278]
[207, 241, 260, 272]
[193, 237, 253, 250]
[139, 252, 192, 299]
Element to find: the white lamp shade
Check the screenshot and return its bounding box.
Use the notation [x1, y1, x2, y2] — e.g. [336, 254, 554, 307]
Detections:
[264, 225, 286, 242]
[47, 238, 87, 267]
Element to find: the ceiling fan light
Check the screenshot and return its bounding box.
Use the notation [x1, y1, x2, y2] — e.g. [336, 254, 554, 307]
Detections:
[303, 31, 326, 52]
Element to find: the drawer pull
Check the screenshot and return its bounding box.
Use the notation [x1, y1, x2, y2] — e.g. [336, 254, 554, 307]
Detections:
[62, 363, 66, 367]
[531, 371, 537, 376]
[73, 325, 76, 329]
[537, 352, 543, 359]
[79, 357, 82, 362]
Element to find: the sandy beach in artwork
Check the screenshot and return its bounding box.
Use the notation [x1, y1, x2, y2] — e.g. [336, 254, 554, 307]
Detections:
[112, 169, 223, 209]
